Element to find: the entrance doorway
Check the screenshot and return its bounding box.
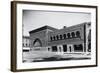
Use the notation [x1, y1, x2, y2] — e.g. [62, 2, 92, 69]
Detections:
[63, 45, 67, 52]
[69, 46, 72, 52]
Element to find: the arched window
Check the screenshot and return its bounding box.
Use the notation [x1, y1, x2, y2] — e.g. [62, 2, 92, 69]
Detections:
[60, 35, 62, 40]
[63, 34, 66, 39]
[71, 32, 75, 38]
[67, 33, 70, 38]
[76, 31, 80, 37]
[63, 44, 67, 52]
[56, 35, 59, 40]
[33, 38, 42, 47]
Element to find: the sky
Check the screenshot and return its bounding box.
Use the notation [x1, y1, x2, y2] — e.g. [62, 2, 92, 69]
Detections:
[23, 10, 91, 36]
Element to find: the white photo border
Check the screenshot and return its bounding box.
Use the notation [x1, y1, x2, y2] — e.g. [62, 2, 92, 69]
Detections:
[11, 1, 98, 71]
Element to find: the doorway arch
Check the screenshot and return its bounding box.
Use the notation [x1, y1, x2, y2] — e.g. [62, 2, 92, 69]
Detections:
[33, 38, 42, 47]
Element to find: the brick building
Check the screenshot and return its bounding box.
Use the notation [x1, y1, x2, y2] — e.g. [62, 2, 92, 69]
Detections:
[28, 22, 91, 55]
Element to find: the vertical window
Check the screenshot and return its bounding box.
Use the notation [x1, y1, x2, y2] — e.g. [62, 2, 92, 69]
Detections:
[53, 36, 56, 40]
[67, 33, 70, 38]
[71, 32, 75, 38]
[63, 34, 66, 39]
[88, 30, 91, 41]
[59, 47, 61, 52]
[88, 30, 91, 52]
[69, 46, 71, 52]
[60, 35, 62, 40]
[76, 31, 80, 38]
[48, 48, 50, 51]
[63, 45, 67, 52]
[88, 43, 91, 52]
[52, 46, 57, 52]
[56, 35, 59, 40]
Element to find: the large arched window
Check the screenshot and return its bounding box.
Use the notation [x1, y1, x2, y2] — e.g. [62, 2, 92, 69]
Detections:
[67, 33, 70, 38]
[76, 31, 80, 37]
[33, 38, 42, 47]
[71, 32, 75, 38]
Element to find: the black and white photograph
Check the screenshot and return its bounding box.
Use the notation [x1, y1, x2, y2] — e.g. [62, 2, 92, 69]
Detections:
[22, 10, 91, 63]
[11, 1, 97, 71]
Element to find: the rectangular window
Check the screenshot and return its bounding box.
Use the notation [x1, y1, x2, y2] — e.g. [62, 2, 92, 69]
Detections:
[74, 44, 83, 52]
[52, 46, 57, 52]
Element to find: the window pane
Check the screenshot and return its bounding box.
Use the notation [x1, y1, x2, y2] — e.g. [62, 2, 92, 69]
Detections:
[74, 44, 83, 52]
[52, 46, 57, 52]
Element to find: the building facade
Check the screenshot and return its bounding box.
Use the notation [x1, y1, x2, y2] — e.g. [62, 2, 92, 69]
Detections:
[22, 36, 30, 51]
[27, 22, 91, 55]
[48, 23, 85, 53]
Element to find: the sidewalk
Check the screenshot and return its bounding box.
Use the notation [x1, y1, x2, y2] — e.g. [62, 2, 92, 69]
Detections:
[23, 51, 91, 63]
